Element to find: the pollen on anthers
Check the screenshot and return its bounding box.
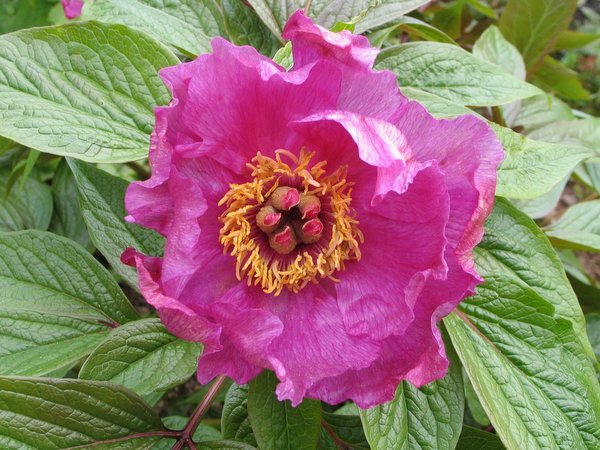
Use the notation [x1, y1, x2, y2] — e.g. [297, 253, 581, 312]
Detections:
[218, 149, 363, 296]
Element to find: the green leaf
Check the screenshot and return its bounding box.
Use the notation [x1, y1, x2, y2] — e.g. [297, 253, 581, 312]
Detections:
[431, 1, 463, 40]
[492, 124, 593, 200]
[462, 370, 490, 427]
[554, 31, 600, 51]
[316, 0, 430, 33]
[586, 314, 600, 362]
[376, 42, 541, 107]
[49, 160, 93, 251]
[359, 329, 464, 450]
[513, 94, 574, 131]
[247, 371, 322, 450]
[0, 169, 53, 232]
[498, 0, 578, 72]
[464, 0, 496, 19]
[83, 0, 222, 57]
[68, 158, 164, 290]
[221, 0, 281, 57]
[473, 25, 525, 81]
[532, 57, 590, 101]
[0, 22, 178, 163]
[510, 176, 568, 219]
[369, 17, 457, 48]
[273, 42, 293, 70]
[528, 118, 600, 154]
[0, 377, 163, 450]
[544, 200, 600, 253]
[0, 230, 138, 376]
[445, 199, 600, 450]
[222, 383, 258, 446]
[0, 0, 56, 34]
[0, 230, 137, 324]
[80, 318, 202, 397]
[455, 426, 505, 450]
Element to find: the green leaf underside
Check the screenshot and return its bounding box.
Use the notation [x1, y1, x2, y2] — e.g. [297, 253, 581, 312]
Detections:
[0, 22, 178, 163]
[83, 0, 221, 57]
[376, 42, 541, 107]
[445, 199, 600, 450]
[0, 377, 163, 450]
[0, 231, 137, 376]
[248, 371, 321, 450]
[545, 200, 600, 253]
[79, 318, 203, 397]
[359, 329, 464, 450]
[68, 158, 164, 290]
[0, 170, 53, 233]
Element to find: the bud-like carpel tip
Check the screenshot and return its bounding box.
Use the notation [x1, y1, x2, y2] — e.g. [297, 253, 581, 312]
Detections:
[298, 194, 321, 219]
[270, 186, 300, 211]
[256, 205, 282, 233]
[297, 218, 324, 244]
[269, 225, 297, 254]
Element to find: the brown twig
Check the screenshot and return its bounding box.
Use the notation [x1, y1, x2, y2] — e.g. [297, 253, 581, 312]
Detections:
[322, 420, 352, 450]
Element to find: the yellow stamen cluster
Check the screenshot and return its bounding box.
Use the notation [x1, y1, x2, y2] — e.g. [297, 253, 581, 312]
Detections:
[218, 149, 363, 295]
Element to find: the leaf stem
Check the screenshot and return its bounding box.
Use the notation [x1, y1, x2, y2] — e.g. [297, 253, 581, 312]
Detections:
[181, 375, 229, 442]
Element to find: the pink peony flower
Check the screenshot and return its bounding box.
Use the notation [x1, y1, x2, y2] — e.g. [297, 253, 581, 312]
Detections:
[123, 11, 503, 408]
[61, 0, 84, 19]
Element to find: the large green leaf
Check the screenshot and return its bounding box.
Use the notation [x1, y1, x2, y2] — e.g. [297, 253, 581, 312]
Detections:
[0, 377, 163, 449]
[376, 42, 541, 107]
[79, 318, 202, 397]
[222, 383, 258, 446]
[359, 330, 463, 450]
[68, 159, 164, 290]
[498, 0, 578, 72]
[0, 170, 53, 232]
[49, 159, 93, 251]
[247, 371, 321, 450]
[0, 230, 138, 376]
[492, 124, 593, 200]
[544, 200, 600, 253]
[445, 199, 600, 450]
[83, 0, 223, 57]
[0, 22, 178, 163]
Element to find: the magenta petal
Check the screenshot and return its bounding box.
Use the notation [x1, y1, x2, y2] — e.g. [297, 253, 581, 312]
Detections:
[122, 248, 222, 351]
[61, 0, 84, 19]
[394, 101, 503, 262]
[336, 162, 450, 340]
[264, 284, 381, 406]
[283, 10, 378, 70]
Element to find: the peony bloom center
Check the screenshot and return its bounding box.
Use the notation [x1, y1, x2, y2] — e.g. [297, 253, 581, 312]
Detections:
[219, 149, 363, 295]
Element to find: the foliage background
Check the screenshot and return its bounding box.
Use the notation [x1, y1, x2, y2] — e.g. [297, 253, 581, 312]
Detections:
[0, 0, 599, 449]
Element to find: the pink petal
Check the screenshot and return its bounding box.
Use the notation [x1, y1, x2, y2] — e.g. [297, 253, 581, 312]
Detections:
[61, 0, 84, 19]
